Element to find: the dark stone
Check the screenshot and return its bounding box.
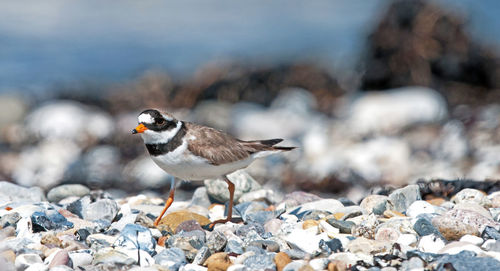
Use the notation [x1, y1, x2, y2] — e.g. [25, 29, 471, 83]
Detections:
[75, 229, 91, 242]
[338, 197, 356, 206]
[282, 249, 308, 260]
[302, 210, 332, 221]
[434, 251, 500, 271]
[192, 246, 211, 265]
[407, 250, 442, 263]
[167, 230, 206, 260]
[327, 218, 355, 233]
[482, 226, 500, 241]
[319, 238, 343, 253]
[413, 218, 443, 238]
[31, 211, 73, 232]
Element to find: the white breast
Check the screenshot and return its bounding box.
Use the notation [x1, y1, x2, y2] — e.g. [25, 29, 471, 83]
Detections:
[150, 139, 256, 180]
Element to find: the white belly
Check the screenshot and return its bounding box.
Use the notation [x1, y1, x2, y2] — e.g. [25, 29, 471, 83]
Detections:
[150, 140, 255, 180]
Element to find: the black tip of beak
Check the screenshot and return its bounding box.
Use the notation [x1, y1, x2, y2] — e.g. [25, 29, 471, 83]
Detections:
[132, 129, 138, 134]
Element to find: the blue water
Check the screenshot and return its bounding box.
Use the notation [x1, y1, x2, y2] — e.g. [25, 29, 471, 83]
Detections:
[0, 0, 498, 93]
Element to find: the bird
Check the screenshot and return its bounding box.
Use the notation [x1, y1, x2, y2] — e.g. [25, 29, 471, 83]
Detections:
[132, 109, 295, 227]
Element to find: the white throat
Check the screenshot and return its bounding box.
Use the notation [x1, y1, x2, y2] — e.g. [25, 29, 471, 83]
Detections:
[141, 120, 183, 144]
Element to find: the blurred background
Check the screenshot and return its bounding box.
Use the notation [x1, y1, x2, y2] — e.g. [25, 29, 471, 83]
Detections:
[0, 0, 499, 203]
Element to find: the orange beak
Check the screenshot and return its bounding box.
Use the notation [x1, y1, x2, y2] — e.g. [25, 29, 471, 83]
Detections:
[132, 123, 148, 134]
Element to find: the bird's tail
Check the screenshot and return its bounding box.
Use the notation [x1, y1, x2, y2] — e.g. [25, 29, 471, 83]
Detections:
[245, 138, 296, 151]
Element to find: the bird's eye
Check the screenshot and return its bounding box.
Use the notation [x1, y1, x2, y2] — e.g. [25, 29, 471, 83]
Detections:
[155, 118, 165, 125]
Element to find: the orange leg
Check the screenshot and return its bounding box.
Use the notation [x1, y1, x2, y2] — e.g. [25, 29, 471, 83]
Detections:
[154, 178, 176, 226]
[209, 176, 235, 228]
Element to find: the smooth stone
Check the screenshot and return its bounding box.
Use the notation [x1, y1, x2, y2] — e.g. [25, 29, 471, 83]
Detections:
[47, 250, 70, 268]
[180, 263, 208, 271]
[482, 240, 500, 252]
[278, 191, 322, 211]
[0, 212, 21, 228]
[282, 261, 307, 271]
[438, 241, 484, 255]
[326, 218, 355, 234]
[302, 210, 331, 221]
[289, 199, 344, 215]
[432, 215, 478, 241]
[85, 199, 119, 223]
[452, 188, 488, 206]
[93, 247, 135, 265]
[207, 230, 228, 253]
[417, 234, 446, 254]
[31, 211, 74, 232]
[176, 219, 204, 234]
[274, 252, 292, 271]
[238, 189, 278, 204]
[454, 202, 492, 219]
[25, 263, 48, 271]
[158, 211, 211, 232]
[460, 234, 484, 245]
[168, 230, 206, 260]
[285, 228, 329, 254]
[346, 237, 391, 255]
[413, 217, 443, 238]
[154, 247, 187, 271]
[489, 191, 500, 208]
[309, 258, 328, 270]
[204, 170, 261, 203]
[264, 219, 282, 235]
[396, 233, 417, 246]
[482, 226, 500, 241]
[442, 209, 499, 234]
[68, 250, 93, 268]
[360, 195, 393, 215]
[400, 257, 424, 271]
[375, 227, 400, 242]
[47, 184, 90, 203]
[319, 238, 343, 253]
[204, 252, 232, 271]
[15, 254, 43, 270]
[0, 181, 46, 203]
[189, 187, 211, 208]
[406, 200, 435, 217]
[192, 246, 211, 265]
[388, 185, 421, 213]
[114, 224, 156, 256]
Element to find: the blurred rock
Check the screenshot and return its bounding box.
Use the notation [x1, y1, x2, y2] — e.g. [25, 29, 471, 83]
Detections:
[205, 170, 261, 203]
[47, 184, 90, 203]
[348, 87, 447, 135]
[0, 95, 27, 143]
[0, 181, 46, 204]
[388, 185, 421, 213]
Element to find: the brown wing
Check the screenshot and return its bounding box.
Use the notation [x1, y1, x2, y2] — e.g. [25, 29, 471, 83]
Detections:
[185, 122, 255, 165]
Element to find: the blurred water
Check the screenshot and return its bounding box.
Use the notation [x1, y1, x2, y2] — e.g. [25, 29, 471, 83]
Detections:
[0, 0, 498, 93]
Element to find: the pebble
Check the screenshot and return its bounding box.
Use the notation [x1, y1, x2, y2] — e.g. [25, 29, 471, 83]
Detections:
[278, 191, 322, 211]
[205, 170, 261, 203]
[418, 234, 446, 253]
[0, 181, 46, 203]
[275, 252, 292, 271]
[360, 195, 393, 215]
[47, 184, 90, 203]
[413, 217, 443, 238]
[326, 218, 355, 234]
[114, 224, 156, 256]
[204, 252, 232, 271]
[452, 188, 488, 206]
[481, 226, 500, 241]
[388, 184, 421, 213]
[154, 247, 187, 270]
[406, 200, 435, 217]
[15, 254, 43, 270]
[168, 230, 206, 260]
[158, 211, 211, 232]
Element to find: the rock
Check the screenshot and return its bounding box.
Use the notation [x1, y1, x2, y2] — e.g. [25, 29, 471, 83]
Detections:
[204, 252, 232, 271]
[205, 170, 261, 203]
[15, 254, 43, 270]
[243, 253, 275, 270]
[482, 240, 500, 252]
[400, 257, 424, 271]
[0, 212, 21, 228]
[193, 246, 211, 266]
[347, 87, 447, 135]
[327, 260, 348, 271]
[388, 185, 421, 213]
[346, 237, 391, 255]
[154, 247, 187, 271]
[274, 252, 292, 271]
[319, 239, 343, 253]
[285, 228, 329, 254]
[443, 209, 499, 235]
[225, 238, 244, 255]
[433, 251, 500, 271]
[158, 211, 211, 232]
[309, 258, 328, 270]
[288, 199, 343, 219]
[264, 219, 282, 236]
[114, 224, 156, 256]
[413, 217, 443, 238]
[31, 211, 74, 232]
[406, 200, 435, 217]
[238, 189, 278, 204]
[68, 250, 93, 268]
[47, 184, 90, 203]
[190, 187, 212, 208]
[454, 202, 492, 219]
[459, 235, 484, 245]
[452, 188, 488, 206]
[47, 250, 70, 268]
[351, 214, 379, 239]
[235, 223, 265, 238]
[0, 181, 46, 203]
[432, 215, 478, 240]
[482, 226, 500, 241]
[278, 192, 322, 210]
[168, 230, 206, 260]
[360, 195, 393, 215]
[375, 227, 400, 242]
[176, 220, 204, 234]
[67, 194, 119, 223]
[418, 234, 446, 253]
[180, 264, 208, 271]
[396, 233, 417, 246]
[207, 231, 228, 253]
[326, 218, 354, 234]
[438, 241, 484, 255]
